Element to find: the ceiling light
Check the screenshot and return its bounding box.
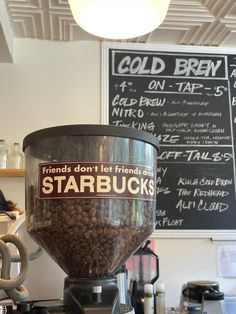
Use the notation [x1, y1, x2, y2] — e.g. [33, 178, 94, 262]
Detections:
[68, 0, 170, 40]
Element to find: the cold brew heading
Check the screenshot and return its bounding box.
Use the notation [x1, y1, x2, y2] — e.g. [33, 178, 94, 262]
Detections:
[113, 52, 226, 77]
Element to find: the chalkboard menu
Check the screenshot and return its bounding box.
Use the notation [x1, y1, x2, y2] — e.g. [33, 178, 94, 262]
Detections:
[102, 43, 236, 237]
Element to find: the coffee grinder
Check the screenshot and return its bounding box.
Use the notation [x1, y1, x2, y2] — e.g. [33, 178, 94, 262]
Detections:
[23, 124, 160, 314]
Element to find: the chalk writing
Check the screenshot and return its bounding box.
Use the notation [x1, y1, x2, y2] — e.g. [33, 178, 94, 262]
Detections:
[107, 46, 236, 230]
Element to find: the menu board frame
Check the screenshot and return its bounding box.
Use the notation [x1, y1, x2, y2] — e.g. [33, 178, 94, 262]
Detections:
[101, 42, 236, 238]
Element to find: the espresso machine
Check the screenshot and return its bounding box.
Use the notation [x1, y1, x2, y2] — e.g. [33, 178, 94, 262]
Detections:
[180, 280, 225, 314]
[20, 124, 160, 314]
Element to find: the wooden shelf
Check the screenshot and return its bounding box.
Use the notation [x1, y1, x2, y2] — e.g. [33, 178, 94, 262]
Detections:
[0, 168, 25, 177]
[0, 211, 19, 222]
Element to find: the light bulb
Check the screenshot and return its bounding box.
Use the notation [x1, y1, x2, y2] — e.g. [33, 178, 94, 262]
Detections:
[68, 0, 170, 39]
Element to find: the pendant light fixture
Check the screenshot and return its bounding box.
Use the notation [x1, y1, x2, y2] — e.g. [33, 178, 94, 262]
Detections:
[68, 0, 170, 40]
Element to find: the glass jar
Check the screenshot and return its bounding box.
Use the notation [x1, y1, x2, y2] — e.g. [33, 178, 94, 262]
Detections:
[0, 139, 8, 168]
[8, 143, 24, 169]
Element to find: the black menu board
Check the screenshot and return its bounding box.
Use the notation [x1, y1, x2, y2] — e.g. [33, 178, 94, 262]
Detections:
[102, 43, 236, 237]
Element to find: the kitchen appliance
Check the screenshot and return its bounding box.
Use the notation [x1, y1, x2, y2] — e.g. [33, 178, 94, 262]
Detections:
[21, 124, 160, 314]
[202, 290, 225, 314]
[127, 240, 159, 314]
[180, 280, 224, 314]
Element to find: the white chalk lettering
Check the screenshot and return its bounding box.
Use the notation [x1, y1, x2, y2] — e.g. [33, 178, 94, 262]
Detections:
[176, 199, 196, 212]
[139, 96, 166, 107]
[193, 189, 229, 197]
[156, 187, 171, 195]
[197, 200, 228, 213]
[117, 56, 165, 75]
[174, 58, 222, 76]
[162, 217, 184, 227]
[177, 188, 191, 196]
[112, 107, 144, 118]
[178, 177, 199, 186]
[112, 94, 137, 107]
[175, 82, 203, 93]
[148, 79, 166, 90]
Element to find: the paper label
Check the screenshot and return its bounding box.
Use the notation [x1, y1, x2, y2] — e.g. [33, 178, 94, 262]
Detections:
[38, 161, 156, 201]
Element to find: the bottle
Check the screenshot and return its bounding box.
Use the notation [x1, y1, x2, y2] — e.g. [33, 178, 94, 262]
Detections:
[144, 283, 154, 314]
[8, 142, 24, 168]
[0, 139, 7, 168]
[155, 282, 166, 314]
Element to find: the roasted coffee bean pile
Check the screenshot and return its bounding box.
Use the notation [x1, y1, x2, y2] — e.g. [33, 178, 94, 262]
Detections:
[27, 197, 155, 278]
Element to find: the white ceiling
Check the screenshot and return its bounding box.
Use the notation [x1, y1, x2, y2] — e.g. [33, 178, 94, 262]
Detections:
[1, 0, 236, 62]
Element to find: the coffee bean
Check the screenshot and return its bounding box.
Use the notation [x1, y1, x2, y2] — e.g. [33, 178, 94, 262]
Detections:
[88, 207, 97, 217]
[28, 187, 155, 278]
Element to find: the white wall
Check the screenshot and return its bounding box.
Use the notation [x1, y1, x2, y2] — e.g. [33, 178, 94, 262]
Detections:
[0, 38, 100, 300]
[0, 38, 236, 307]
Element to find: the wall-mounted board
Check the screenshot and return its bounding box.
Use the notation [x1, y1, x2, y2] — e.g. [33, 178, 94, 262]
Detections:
[102, 43, 236, 238]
